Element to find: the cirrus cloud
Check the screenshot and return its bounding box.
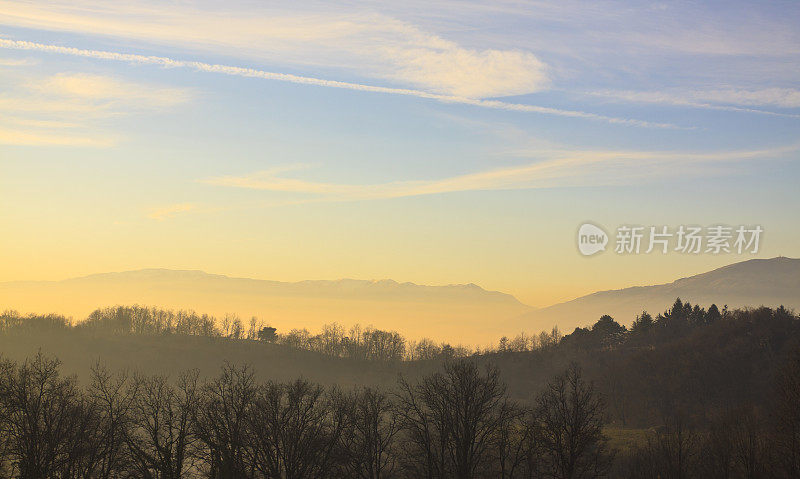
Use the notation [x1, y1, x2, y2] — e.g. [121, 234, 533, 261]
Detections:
[0, 70, 192, 147]
[35, 72, 192, 110]
[0, 0, 548, 98]
[0, 39, 679, 129]
[201, 144, 800, 202]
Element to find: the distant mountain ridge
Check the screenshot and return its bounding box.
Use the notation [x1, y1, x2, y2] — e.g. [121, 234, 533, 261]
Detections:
[49, 268, 525, 304]
[0, 269, 531, 344]
[2, 258, 798, 343]
[511, 257, 800, 333]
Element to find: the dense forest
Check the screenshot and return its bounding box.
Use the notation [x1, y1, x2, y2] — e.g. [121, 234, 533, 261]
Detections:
[0, 299, 798, 477]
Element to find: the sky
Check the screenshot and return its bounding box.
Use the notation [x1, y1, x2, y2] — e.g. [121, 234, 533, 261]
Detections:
[1, 0, 799, 308]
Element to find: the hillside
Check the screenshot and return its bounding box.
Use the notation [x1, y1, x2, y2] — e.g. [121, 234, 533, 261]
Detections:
[513, 257, 800, 333]
[1, 302, 797, 427]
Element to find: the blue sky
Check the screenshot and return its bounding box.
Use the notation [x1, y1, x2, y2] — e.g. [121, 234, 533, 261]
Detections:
[1, 0, 799, 306]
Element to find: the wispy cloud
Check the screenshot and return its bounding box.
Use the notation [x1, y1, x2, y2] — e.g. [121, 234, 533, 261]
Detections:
[587, 89, 800, 117]
[0, 70, 192, 147]
[1, 72, 192, 116]
[0, 1, 548, 98]
[1, 0, 798, 113]
[0, 39, 679, 128]
[37, 72, 192, 110]
[202, 144, 799, 201]
[147, 203, 196, 221]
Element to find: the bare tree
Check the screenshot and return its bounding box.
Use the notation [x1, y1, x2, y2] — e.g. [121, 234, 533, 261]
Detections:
[535, 363, 611, 479]
[247, 379, 352, 479]
[492, 402, 535, 479]
[246, 317, 260, 340]
[700, 411, 736, 479]
[396, 359, 514, 479]
[729, 407, 767, 478]
[127, 370, 200, 479]
[773, 351, 800, 478]
[345, 387, 400, 479]
[82, 363, 139, 479]
[0, 353, 91, 479]
[0, 357, 17, 478]
[193, 363, 257, 479]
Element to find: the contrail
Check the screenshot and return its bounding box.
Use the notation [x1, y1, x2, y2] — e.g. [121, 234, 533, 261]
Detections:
[0, 38, 680, 129]
[584, 90, 800, 119]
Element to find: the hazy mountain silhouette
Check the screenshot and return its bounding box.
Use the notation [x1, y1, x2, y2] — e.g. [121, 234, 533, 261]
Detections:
[0, 269, 531, 343]
[512, 257, 800, 333]
[2, 258, 798, 343]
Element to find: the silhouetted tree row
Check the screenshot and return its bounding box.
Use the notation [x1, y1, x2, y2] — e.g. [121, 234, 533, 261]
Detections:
[3, 301, 797, 364]
[1, 308, 478, 362]
[2, 303, 800, 476]
[539, 303, 800, 431]
[0, 306, 567, 363]
[558, 299, 798, 353]
[0, 354, 610, 478]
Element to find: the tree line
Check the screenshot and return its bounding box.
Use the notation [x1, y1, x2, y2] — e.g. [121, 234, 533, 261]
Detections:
[1, 301, 799, 477]
[3, 347, 796, 478]
[1, 300, 796, 363]
[0, 307, 565, 362]
[0, 354, 610, 479]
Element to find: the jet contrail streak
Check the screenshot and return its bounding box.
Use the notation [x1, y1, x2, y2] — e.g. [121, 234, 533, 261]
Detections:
[0, 38, 681, 129]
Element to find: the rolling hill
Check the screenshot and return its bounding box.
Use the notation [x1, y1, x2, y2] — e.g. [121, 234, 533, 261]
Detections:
[512, 257, 800, 333]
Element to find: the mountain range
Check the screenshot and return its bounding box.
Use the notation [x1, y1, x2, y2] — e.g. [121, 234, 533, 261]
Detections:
[0, 269, 530, 344]
[1, 257, 797, 343]
[514, 257, 800, 333]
